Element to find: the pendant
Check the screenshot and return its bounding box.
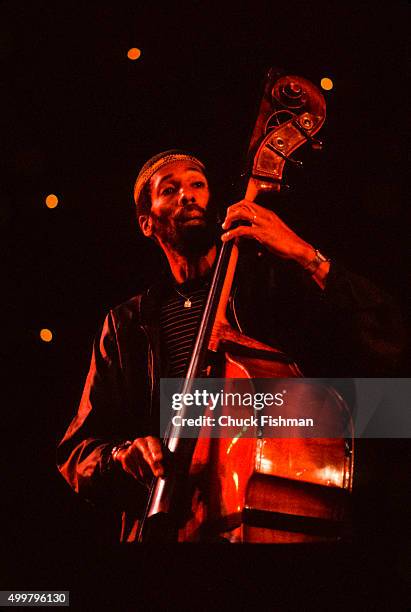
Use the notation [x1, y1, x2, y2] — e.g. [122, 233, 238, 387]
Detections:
[184, 299, 192, 308]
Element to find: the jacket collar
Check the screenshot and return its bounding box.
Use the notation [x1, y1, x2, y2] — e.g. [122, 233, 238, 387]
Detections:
[138, 272, 174, 325]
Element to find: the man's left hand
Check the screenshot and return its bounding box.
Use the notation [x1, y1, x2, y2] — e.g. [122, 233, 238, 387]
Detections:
[221, 200, 315, 268]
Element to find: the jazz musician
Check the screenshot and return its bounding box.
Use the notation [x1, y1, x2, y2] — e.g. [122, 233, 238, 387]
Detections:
[57, 150, 404, 542]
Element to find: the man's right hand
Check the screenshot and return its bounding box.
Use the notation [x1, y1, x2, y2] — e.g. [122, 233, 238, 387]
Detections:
[113, 436, 164, 483]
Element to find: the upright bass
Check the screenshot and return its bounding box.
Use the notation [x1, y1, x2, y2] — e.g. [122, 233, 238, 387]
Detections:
[139, 69, 354, 543]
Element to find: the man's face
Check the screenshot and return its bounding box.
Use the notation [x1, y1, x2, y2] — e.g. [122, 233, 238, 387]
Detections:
[141, 160, 218, 256]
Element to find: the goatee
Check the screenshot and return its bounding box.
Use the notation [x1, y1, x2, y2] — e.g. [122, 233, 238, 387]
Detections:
[151, 204, 219, 258]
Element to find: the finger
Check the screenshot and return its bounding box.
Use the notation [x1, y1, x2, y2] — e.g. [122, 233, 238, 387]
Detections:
[136, 439, 164, 477]
[221, 226, 254, 242]
[222, 202, 257, 225]
[225, 199, 255, 215]
[222, 208, 256, 229]
[146, 437, 164, 464]
[121, 445, 151, 481]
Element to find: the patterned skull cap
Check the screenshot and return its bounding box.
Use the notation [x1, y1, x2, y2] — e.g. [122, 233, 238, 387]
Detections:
[133, 149, 206, 213]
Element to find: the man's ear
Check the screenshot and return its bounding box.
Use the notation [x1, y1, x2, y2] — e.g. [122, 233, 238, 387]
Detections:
[138, 214, 153, 237]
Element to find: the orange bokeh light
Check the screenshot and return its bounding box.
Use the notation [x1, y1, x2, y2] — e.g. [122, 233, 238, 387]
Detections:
[45, 194, 59, 208]
[127, 48, 141, 60]
[40, 328, 53, 343]
[320, 77, 334, 91]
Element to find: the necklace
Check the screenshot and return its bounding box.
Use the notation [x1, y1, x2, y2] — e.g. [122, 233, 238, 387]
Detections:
[174, 287, 193, 308]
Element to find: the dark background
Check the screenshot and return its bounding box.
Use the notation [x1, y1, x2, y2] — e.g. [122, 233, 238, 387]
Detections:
[2, 1, 409, 608]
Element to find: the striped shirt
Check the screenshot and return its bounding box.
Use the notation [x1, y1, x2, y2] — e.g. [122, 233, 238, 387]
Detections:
[160, 280, 209, 378]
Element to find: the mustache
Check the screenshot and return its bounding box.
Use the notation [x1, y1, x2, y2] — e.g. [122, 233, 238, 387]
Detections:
[175, 204, 207, 221]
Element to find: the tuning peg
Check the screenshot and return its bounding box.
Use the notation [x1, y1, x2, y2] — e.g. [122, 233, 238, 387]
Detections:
[287, 157, 304, 168]
[292, 118, 324, 152]
[266, 142, 304, 168]
[310, 139, 323, 151]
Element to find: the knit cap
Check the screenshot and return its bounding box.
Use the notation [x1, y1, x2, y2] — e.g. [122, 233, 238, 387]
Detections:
[133, 149, 205, 215]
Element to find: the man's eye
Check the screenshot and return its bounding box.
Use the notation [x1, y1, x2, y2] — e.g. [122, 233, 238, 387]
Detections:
[193, 181, 206, 188]
[161, 186, 175, 196]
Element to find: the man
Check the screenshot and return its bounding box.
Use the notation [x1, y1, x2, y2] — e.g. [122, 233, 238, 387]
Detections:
[57, 150, 404, 542]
